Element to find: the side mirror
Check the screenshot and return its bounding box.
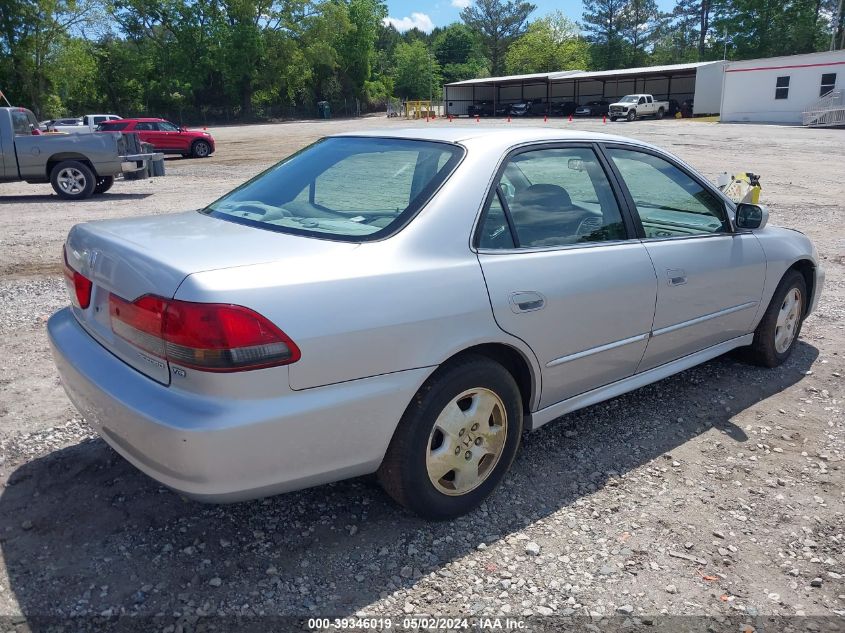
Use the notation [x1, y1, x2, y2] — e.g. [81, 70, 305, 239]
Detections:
[735, 203, 769, 230]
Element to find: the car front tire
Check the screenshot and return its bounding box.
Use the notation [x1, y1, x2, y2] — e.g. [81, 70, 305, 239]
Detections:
[745, 270, 807, 367]
[610, 117, 617, 122]
[627, 110, 637, 122]
[50, 160, 96, 200]
[378, 355, 523, 520]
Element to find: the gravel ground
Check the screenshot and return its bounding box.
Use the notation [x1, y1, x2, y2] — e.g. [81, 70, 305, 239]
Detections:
[0, 116, 842, 631]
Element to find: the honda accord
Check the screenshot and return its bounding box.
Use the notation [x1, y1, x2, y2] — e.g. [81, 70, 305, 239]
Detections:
[49, 128, 824, 519]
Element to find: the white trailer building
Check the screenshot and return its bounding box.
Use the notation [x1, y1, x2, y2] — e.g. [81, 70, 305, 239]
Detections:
[720, 50, 845, 124]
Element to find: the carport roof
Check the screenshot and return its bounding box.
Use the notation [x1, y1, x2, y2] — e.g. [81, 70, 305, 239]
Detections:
[445, 61, 724, 86]
[445, 70, 582, 86]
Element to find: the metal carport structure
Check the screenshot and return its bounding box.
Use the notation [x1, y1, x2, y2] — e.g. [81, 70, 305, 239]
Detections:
[444, 61, 726, 117]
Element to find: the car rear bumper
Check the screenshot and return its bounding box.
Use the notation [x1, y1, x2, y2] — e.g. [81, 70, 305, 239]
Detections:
[120, 152, 162, 173]
[48, 307, 431, 502]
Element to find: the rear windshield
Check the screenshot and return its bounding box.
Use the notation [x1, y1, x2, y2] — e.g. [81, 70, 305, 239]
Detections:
[202, 136, 464, 241]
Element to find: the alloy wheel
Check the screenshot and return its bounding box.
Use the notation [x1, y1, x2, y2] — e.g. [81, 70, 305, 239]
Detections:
[426, 388, 508, 496]
[57, 168, 87, 195]
[774, 287, 802, 353]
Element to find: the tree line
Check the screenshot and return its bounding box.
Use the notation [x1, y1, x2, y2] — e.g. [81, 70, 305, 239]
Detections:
[1, 0, 842, 122]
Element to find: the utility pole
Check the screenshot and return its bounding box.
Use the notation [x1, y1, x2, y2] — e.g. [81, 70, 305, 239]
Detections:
[428, 49, 433, 111]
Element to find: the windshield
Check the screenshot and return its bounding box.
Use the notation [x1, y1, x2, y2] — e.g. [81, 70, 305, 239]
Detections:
[619, 96, 639, 103]
[203, 136, 464, 241]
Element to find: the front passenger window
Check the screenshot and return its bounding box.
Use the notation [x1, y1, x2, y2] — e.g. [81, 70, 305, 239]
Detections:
[478, 147, 626, 249]
[607, 148, 728, 237]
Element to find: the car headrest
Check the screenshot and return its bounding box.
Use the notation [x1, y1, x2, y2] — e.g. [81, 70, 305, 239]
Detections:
[512, 184, 572, 212]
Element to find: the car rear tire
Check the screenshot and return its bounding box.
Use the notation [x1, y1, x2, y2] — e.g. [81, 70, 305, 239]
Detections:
[50, 160, 96, 200]
[191, 140, 212, 158]
[610, 117, 617, 122]
[378, 355, 523, 520]
[656, 107, 665, 120]
[93, 176, 114, 194]
[744, 270, 807, 368]
[626, 110, 637, 122]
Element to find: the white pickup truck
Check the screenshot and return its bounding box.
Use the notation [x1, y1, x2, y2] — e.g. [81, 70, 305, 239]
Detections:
[608, 94, 669, 122]
[49, 114, 122, 134]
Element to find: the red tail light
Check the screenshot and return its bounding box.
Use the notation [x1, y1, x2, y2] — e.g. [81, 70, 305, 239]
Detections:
[63, 250, 93, 309]
[109, 294, 300, 372]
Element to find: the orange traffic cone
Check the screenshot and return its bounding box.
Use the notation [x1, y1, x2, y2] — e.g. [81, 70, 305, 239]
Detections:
[425, 115, 429, 122]
[507, 115, 511, 123]
[449, 115, 453, 122]
[603, 114, 607, 124]
[544, 114, 548, 123]
[476, 115, 480, 123]
[568, 114, 573, 122]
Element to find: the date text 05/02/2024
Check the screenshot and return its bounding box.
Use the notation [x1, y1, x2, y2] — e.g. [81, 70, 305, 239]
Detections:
[307, 617, 527, 630]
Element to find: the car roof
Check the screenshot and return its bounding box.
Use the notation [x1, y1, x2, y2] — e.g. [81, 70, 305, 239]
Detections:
[108, 118, 166, 123]
[333, 127, 655, 151]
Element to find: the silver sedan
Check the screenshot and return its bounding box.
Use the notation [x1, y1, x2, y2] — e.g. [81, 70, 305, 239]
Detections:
[49, 128, 824, 519]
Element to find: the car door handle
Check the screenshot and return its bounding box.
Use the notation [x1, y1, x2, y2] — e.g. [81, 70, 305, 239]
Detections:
[667, 269, 687, 286]
[510, 291, 546, 313]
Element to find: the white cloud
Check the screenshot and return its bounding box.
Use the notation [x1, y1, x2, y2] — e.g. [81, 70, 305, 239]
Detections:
[382, 12, 435, 33]
[451, 0, 472, 8]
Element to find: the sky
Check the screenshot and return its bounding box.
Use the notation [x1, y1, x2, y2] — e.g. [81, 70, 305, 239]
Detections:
[383, 0, 675, 34]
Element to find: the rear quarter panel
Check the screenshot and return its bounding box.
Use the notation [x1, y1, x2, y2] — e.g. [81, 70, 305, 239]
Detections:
[175, 242, 536, 392]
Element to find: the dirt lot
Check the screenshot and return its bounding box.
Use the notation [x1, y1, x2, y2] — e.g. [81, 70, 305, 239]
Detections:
[0, 116, 843, 630]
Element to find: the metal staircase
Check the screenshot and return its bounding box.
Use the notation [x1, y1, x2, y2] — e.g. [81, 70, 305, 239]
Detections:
[802, 89, 845, 127]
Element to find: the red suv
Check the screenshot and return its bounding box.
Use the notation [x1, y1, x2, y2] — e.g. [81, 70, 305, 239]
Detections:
[98, 118, 215, 158]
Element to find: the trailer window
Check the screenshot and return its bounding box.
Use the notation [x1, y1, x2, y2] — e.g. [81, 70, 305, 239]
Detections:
[820, 73, 836, 97]
[775, 76, 790, 100]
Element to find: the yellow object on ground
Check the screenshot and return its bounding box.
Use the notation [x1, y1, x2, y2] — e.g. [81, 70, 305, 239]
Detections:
[718, 172, 762, 204]
[405, 100, 433, 119]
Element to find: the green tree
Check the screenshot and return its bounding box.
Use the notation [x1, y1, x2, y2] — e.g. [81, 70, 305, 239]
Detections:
[460, 0, 536, 75]
[432, 22, 486, 83]
[0, 0, 104, 115]
[392, 39, 441, 98]
[582, 0, 629, 69]
[619, 0, 659, 65]
[505, 12, 590, 73]
[337, 0, 387, 96]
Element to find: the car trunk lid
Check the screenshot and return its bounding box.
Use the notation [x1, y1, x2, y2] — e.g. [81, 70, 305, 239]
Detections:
[64, 211, 357, 384]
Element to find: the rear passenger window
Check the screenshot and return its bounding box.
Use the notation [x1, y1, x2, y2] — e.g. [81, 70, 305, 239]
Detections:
[478, 193, 515, 249]
[478, 147, 626, 249]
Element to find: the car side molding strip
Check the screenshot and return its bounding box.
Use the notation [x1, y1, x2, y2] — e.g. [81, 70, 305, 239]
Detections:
[546, 333, 650, 368]
[651, 302, 758, 338]
[529, 333, 754, 430]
